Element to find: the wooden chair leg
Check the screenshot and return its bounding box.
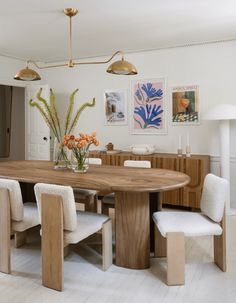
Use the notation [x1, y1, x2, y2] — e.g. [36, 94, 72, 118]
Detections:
[64, 245, 70, 258]
[75, 202, 81, 211]
[101, 203, 110, 216]
[167, 232, 185, 286]
[102, 219, 113, 271]
[14, 231, 27, 248]
[84, 195, 96, 212]
[93, 195, 98, 213]
[154, 226, 167, 257]
[42, 193, 64, 291]
[214, 213, 226, 271]
[0, 188, 11, 274]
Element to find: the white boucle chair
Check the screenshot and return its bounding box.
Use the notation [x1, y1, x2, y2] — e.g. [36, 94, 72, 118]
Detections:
[0, 178, 40, 274]
[101, 160, 151, 215]
[34, 182, 112, 291]
[152, 173, 228, 286]
[74, 157, 102, 212]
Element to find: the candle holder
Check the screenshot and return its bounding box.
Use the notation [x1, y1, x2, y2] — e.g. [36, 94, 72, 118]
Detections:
[177, 148, 183, 157]
[177, 135, 182, 157]
[186, 145, 191, 157]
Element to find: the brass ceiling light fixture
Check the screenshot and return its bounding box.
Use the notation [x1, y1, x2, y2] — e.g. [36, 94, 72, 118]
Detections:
[14, 8, 138, 81]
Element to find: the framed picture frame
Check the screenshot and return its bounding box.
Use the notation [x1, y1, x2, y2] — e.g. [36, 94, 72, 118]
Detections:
[104, 89, 127, 125]
[171, 85, 200, 125]
[130, 77, 167, 135]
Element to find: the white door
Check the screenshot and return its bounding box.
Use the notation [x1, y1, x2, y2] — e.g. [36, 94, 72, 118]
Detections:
[25, 84, 50, 160]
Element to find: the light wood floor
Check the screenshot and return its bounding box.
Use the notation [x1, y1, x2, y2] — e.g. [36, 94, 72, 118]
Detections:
[0, 211, 236, 303]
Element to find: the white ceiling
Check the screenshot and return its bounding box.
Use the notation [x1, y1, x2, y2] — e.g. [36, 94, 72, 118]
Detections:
[1, 0, 236, 63]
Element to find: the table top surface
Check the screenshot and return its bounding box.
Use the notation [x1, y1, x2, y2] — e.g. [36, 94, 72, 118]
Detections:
[0, 160, 190, 193]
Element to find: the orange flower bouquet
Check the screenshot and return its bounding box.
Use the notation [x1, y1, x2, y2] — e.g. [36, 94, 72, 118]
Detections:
[64, 132, 99, 173]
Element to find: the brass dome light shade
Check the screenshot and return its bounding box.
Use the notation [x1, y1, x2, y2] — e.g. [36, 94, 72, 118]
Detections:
[14, 8, 138, 81]
[107, 58, 138, 75]
[14, 64, 41, 81]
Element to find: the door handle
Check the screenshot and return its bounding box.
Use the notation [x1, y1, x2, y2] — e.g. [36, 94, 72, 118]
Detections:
[43, 137, 48, 142]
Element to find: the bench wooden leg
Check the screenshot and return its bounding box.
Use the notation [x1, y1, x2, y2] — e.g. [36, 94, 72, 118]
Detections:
[154, 226, 167, 257]
[214, 213, 226, 271]
[0, 188, 11, 274]
[42, 193, 64, 291]
[167, 232, 185, 286]
[14, 231, 27, 248]
[102, 219, 113, 271]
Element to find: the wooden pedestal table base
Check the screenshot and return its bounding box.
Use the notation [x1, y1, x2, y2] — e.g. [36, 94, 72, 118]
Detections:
[115, 192, 150, 269]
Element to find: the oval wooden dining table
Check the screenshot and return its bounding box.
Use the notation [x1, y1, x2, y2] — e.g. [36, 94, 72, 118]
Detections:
[0, 160, 190, 270]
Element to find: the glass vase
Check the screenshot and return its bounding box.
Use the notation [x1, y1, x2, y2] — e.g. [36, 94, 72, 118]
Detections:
[71, 150, 89, 173]
[53, 138, 70, 169]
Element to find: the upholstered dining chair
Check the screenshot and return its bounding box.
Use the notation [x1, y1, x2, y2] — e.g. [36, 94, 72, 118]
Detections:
[34, 182, 112, 291]
[0, 178, 40, 274]
[152, 173, 228, 286]
[101, 160, 151, 215]
[74, 157, 102, 212]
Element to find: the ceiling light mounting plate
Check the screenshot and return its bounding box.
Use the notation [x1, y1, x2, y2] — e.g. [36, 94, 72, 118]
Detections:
[63, 8, 78, 17]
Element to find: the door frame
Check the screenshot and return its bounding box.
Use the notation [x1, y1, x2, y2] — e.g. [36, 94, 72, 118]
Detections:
[0, 77, 48, 160]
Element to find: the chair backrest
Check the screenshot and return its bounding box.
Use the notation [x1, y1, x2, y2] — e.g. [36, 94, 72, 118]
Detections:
[34, 183, 77, 232]
[124, 160, 151, 168]
[200, 173, 228, 223]
[0, 178, 24, 221]
[85, 157, 102, 165]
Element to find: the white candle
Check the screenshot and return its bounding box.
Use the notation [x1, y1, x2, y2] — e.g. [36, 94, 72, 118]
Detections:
[178, 135, 182, 149]
[187, 132, 190, 146]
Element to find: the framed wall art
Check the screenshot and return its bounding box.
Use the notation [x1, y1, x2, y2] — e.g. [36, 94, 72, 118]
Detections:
[104, 89, 127, 125]
[171, 85, 199, 125]
[131, 78, 167, 134]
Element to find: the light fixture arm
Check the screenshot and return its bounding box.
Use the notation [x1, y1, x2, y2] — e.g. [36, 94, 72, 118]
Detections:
[27, 50, 125, 69]
[27, 59, 68, 69]
[73, 50, 125, 66]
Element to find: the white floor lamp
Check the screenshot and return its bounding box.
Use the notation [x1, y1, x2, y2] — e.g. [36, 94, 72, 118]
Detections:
[203, 104, 236, 215]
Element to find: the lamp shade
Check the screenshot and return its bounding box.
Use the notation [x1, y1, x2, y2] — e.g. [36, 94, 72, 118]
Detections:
[14, 67, 41, 81]
[203, 104, 236, 120]
[107, 59, 138, 75]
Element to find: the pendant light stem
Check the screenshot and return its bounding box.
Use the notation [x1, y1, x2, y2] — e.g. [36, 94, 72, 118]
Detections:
[68, 16, 74, 67]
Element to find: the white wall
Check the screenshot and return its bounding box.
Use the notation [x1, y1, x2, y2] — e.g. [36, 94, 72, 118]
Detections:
[44, 41, 236, 156]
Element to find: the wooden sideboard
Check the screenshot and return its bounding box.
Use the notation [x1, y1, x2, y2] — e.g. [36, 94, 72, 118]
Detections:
[90, 151, 210, 209]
